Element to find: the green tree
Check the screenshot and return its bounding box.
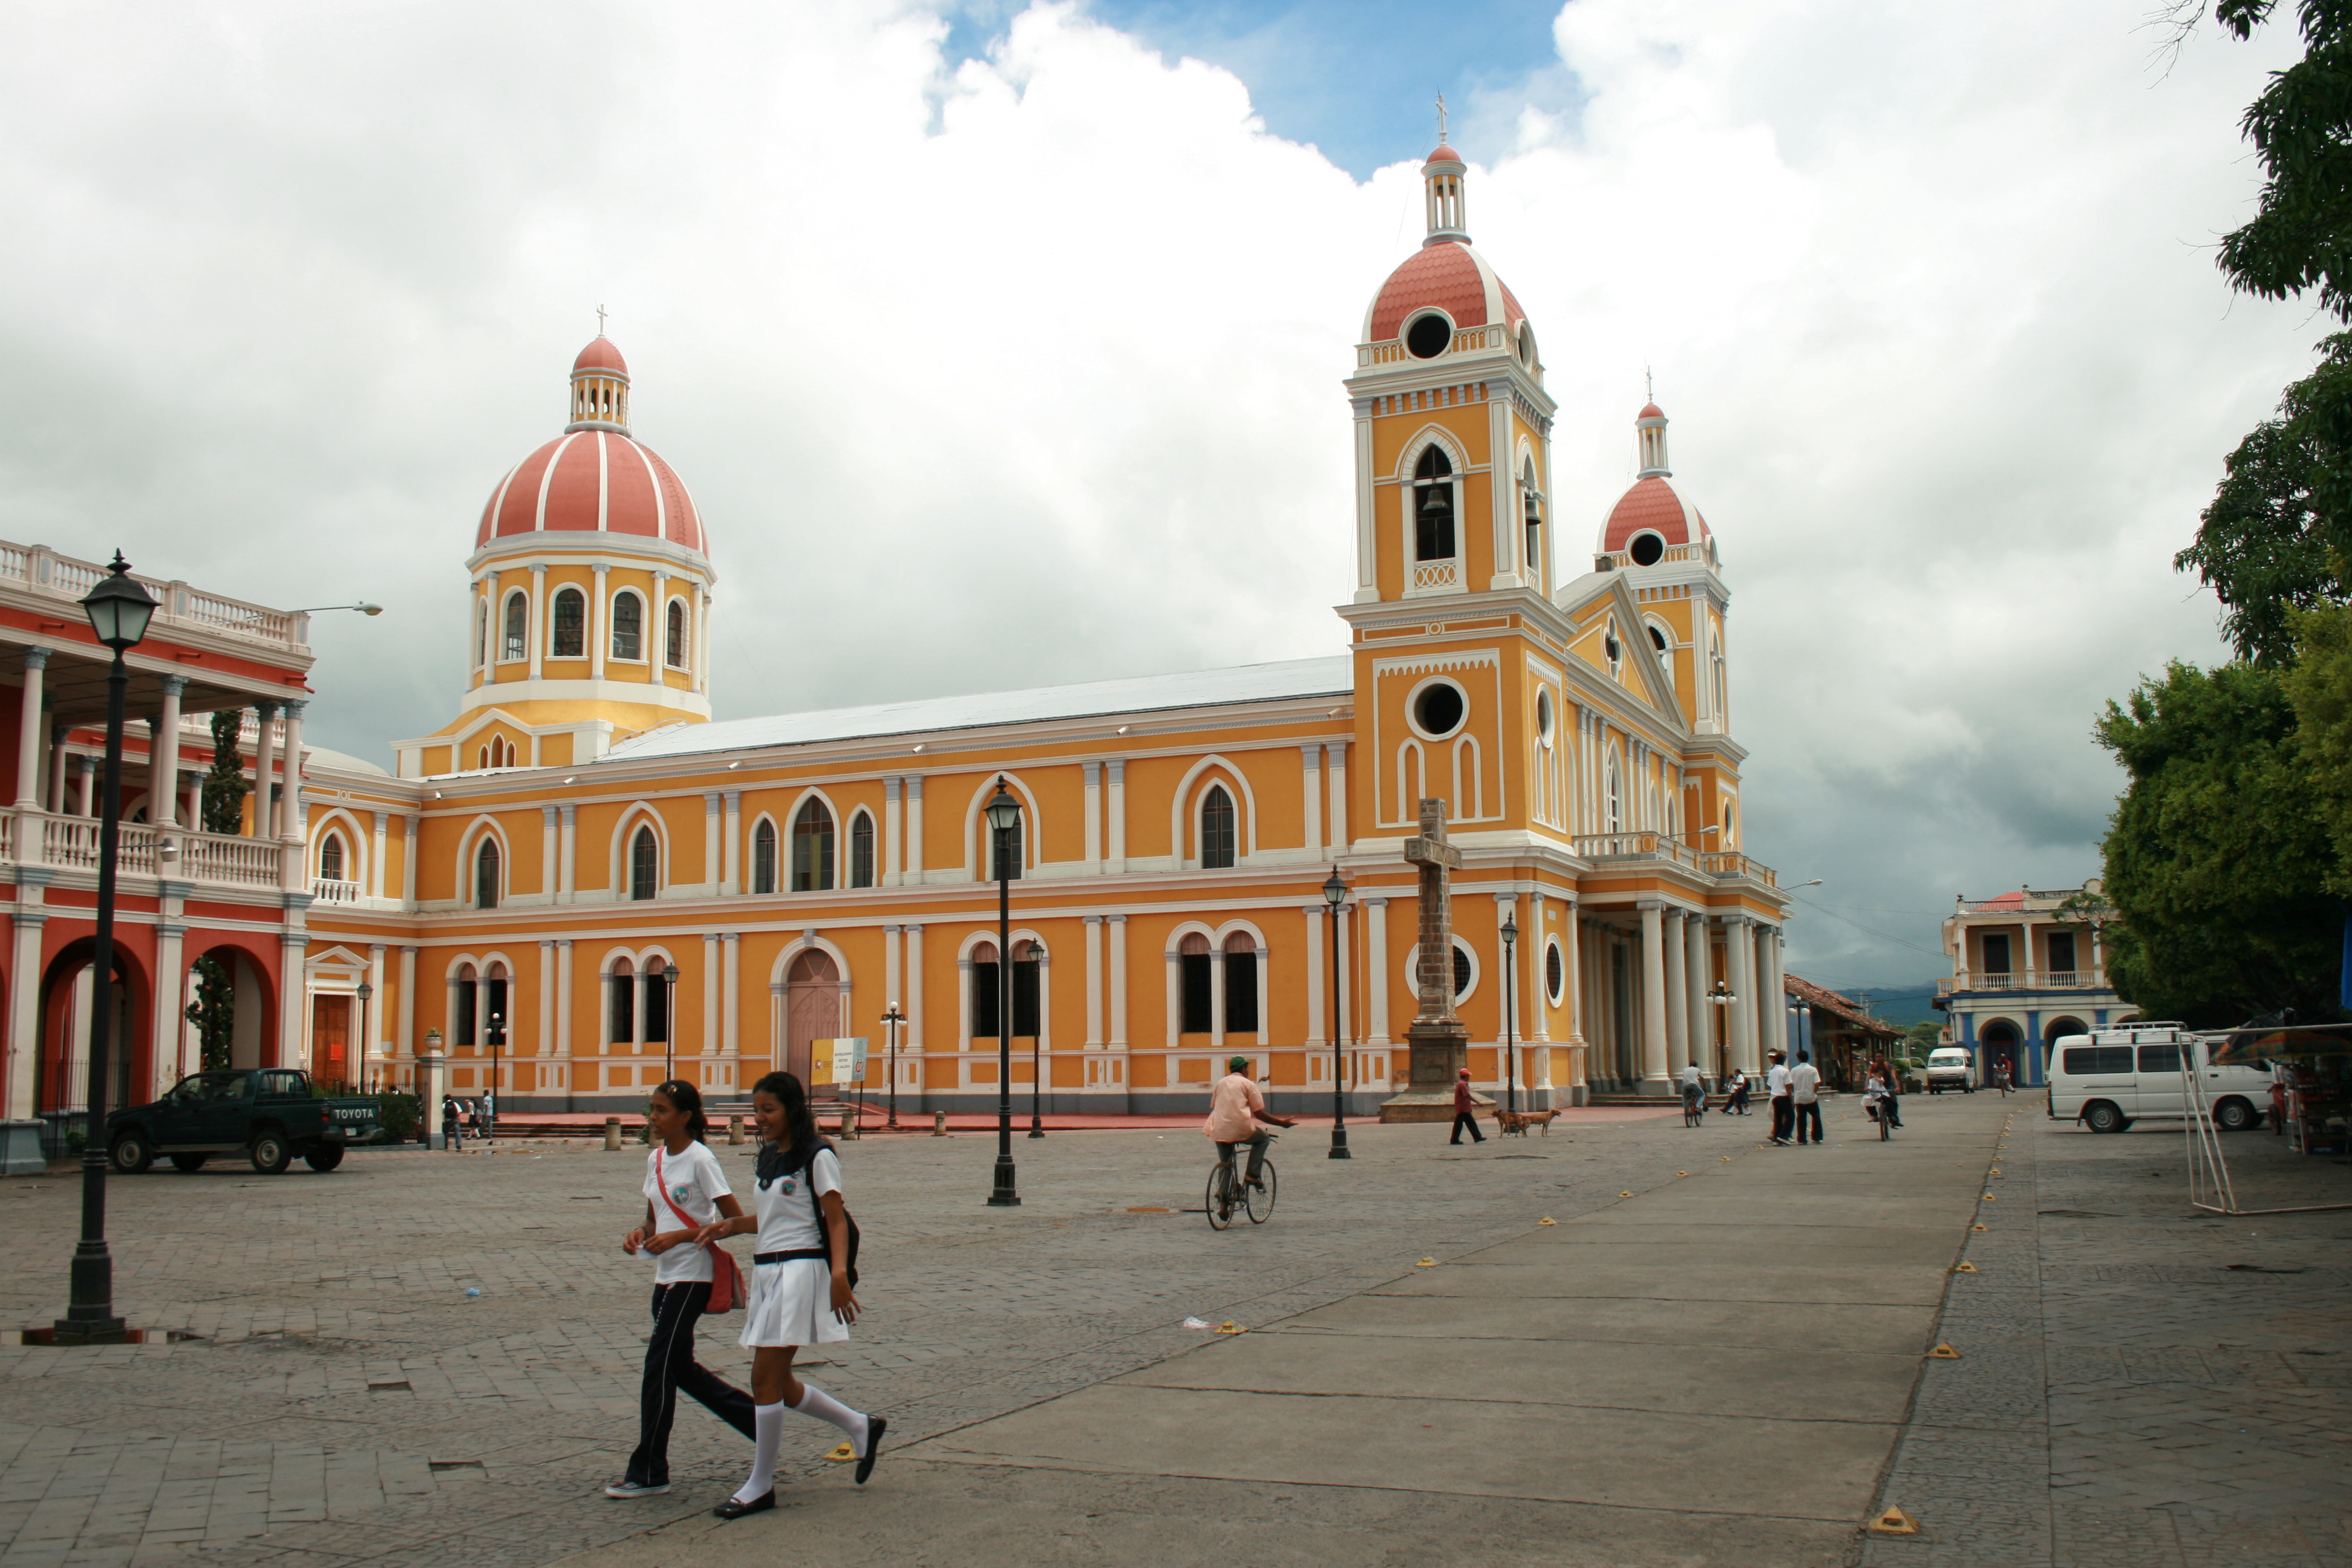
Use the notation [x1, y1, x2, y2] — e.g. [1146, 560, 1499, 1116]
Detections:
[184, 953, 235, 1071]
[2095, 659, 2342, 1026]
[1903, 1021, 1941, 1059]
[200, 708, 246, 835]
[2283, 601, 2352, 886]
[2208, 0, 2352, 319]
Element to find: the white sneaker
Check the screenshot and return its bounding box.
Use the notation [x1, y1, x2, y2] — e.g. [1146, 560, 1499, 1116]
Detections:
[604, 1479, 671, 1499]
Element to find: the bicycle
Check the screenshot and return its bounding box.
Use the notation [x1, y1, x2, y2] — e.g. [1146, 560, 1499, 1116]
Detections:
[1206, 1140, 1278, 1229]
[1682, 1089, 1706, 1128]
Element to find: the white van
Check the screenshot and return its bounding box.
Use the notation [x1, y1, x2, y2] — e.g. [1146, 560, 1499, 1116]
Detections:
[1924, 1047, 1973, 1093]
[2046, 1025, 2272, 1134]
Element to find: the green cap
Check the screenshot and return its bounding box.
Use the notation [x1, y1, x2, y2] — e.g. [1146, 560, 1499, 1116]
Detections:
[1228, 1056, 1251, 1073]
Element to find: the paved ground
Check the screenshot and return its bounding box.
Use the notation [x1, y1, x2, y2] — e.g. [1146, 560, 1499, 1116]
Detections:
[2, 1089, 2344, 1567]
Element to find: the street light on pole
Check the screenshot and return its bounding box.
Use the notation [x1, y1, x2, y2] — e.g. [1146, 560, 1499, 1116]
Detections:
[57, 551, 157, 1345]
[1708, 980, 1738, 1083]
[355, 981, 374, 1093]
[984, 779, 1021, 1206]
[880, 1005, 904, 1129]
[1026, 942, 1047, 1140]
[1321, 868, 1350, 1160]
[661, 966, 678, 1084]
[1501, 910, 1519, 1115]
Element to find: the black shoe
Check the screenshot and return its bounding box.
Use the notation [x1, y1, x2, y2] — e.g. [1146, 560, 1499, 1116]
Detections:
[855, 1417, 887, 1485]
[713, 1491, 775, 1520]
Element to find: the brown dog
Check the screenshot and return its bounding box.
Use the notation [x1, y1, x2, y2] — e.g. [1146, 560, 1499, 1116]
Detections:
[1495, 1109, 1558, 1137]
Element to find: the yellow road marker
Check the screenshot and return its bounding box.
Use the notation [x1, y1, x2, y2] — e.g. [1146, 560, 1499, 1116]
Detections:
[1971, 1223, 1988, 1232]
[826, 1442, 856, 1462]
[1618, 1191, 1633, 1198]
[1416, 1257, 1437, 1267]
[1928, 1343, 1962, 1359]
[1538, 1217, 1557, 1226]
[1953, 1261, 1978, 1273]
[1869, 1506, 1920, 1535]
[1217, 1321, 1246, 1334]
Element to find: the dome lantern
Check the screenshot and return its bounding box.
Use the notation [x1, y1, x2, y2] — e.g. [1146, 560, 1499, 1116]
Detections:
[1637, 402, 1670, 477]
[1422, 143, 1469, 247]
[567, 336, 630, 434]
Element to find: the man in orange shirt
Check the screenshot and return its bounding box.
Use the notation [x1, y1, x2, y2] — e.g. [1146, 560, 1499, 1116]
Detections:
[1204, 1056, 1294, 1189]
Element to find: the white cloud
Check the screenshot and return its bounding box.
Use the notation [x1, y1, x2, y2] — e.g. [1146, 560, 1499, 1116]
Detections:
[0, 0, 2314, 987]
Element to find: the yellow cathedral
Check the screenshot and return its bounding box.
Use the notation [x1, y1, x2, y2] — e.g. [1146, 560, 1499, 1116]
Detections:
[289, 142, 1791, 1112]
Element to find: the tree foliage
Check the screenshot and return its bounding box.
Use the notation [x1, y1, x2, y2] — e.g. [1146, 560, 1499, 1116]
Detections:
[200, 708, 246, 835]
[184, 953, 235, 1071]
[2094, 659, 2342, 1027]
[2283, 601, 2352, 886]
[2212, 0, 2352, 319]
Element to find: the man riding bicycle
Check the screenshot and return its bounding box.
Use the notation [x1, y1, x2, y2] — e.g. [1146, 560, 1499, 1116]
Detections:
[1204, 1056, 1294, 1189]
[1679, 1061, 1705, 1120]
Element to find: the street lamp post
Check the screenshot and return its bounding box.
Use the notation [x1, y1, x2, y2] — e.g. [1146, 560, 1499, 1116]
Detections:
[1321, 869, 1350, 1160]
[1026, 942, 1046, 1140]
[880, 1005, 904, 1128]
[488, 1010, 503, 1106]
[355, 981, 374, 1093]
[55, 552, 157, 1345]
[661, 965, 678, 1083]
[1708, 981, 1739, 1083]
[1501, 911, 1519, 1114]
[984, 779, 1021, 1206]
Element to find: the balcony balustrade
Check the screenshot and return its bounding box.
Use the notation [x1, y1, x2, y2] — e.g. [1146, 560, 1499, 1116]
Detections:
[0, 806, 287, 893]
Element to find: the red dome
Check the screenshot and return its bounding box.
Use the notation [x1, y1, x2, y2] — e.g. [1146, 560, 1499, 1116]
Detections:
[573, 336, 628, 374]
[1600, 474, 1709, 554]
[1638, 402, 1664, 419]
[475, 430, 705, 555]
[1425, 144, 1462, 164]
[1364, 240, 1529, 344]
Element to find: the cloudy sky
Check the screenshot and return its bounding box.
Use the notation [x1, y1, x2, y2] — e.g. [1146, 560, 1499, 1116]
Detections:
[0, 0, 2314, 995]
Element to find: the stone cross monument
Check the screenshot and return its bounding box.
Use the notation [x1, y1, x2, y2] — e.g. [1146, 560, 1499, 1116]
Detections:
[1379, 798, 1490, 1123]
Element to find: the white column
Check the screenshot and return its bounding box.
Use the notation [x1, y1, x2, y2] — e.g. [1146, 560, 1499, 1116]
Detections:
[1326, 742, 1348, 851]
[402, 814, 419, 906]
[398, 945, 418, 1071]
[702, 932, 720, 1062]
[1255, 944, 1270, 1047]
[1163, 945, 1180, 1048]
[365, 943, 387, 1085]
[1526, 893, 1549, 1042]
[1082, 766, 1100, 879]
[696, 588, 713, 697]
[906, 777, 924, 883]
[555, 940, 575, 1068]
[5, 910, 44, 1120]
[589, 564, 609, 681]
[1364, 897, 1390, 1044]
[1209, 951, 1226, 1050]
[181, 770, 200, 834]
[151, 921, 186, 1098]
[1083, 916, 1104, 1045]
[903, 923, 924, 1060]
[702, 791, 720, 891]
[1561, 894, 1584, 1053]
[1107, 915, 1127, 1047]
[883, 777, 903, 887]
[558, 805, 577, 903]
[722, 933, 741, 1061]
[278, 932, 307, 1070]
[1638, 902, 1668, 1088]
[1302, 905, 1327, 1046]
[540, 807, 558, 901]
[1686, 909, 1711, 1075]
[1494, 891, 1521, 1088]
[722, 789, 742, 894]
[1664, 907, 1688, 1076]
[370, 811, 389, 901]
[278, 699, 305, 839]
[1760, 924, 1783, 1065]
[1726, 915, 1757, 1074]
[528, 564, 547, 681]
[152, 675, 185, 829]
[250, 701, 277, 838]
[648, 569, 669, 684]
[1106, 760, 1126, 874]
[537, 941, 555, 1059]
[13, 647, 47, 810]
[1335, 904, 1353, 1047]
[1300, 745, 1323, 857]
[48, 724, 68, 816]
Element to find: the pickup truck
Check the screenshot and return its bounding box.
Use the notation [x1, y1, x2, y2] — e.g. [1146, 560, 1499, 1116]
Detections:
[106, 1068, 382, 1175]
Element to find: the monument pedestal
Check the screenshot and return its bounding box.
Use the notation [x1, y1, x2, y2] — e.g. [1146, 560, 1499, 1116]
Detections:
[1379, 1019, 1491, 1123]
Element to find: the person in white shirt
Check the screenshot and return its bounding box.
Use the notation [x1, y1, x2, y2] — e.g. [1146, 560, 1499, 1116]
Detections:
[695, 1071, 886, 1520]
[1790, 1052, 1823, 1145]
[1679, 1062, 1705, 1119]
[606, 1080, 756, 1501]
[1766, 1052, 1794, 1145]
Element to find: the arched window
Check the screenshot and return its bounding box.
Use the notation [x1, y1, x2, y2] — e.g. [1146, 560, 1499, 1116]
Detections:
[1606, 753, 1623, 834]
[849, 811, 875, 889]
[1414, 447, 1455, 561]
[608, 958, 635, 1044]
[665, 600, 687, 668]
[630, 825, 658, 901]
[1200, 786, 1236, 869]
[475, 601, 489, 669]
[1011, 939, 1043, 1037]
[1178, 932, 1212, 1034]
[320, 831, 345, 883]
[971, 941, 1001, 1039]
[1521, 459, 1542, 569]
[456, 962, 479, 1045]
[551, 587, 585, 659]
[502, 592, 528, 662]
[791, 800, 835, 892]
[644, 958, 669, 1044]
[752, 818, 777, 895]
[475, 838, 500, 909]
[1223, 932, 1258, 1033]
[612, 592, 642, 662]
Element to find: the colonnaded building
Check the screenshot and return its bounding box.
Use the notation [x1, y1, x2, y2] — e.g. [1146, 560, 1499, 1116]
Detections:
[2, 143, 1792, 1142]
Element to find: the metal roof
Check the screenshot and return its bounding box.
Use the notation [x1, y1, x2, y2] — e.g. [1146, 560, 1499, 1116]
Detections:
[599, 655, 1353, 763]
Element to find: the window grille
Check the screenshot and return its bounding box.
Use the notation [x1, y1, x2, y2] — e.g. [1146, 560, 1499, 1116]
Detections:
[612, 593, 642, 661]
[792, 802, 835, 891]
[319, 833, 344, 882]
[849, 812, 875, 888]
[551, 589, 585, 658]
[665, 600, 686, 668]
[1200, 786, 1236, 869]
[503, 593, 528, 662]
[630, 826, 658, 901]
[475, 840, 500, 909]
[753, 820, 777, 894]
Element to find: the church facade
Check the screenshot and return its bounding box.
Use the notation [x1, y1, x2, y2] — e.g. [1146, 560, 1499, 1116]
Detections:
[194, 143, 1790, 1114]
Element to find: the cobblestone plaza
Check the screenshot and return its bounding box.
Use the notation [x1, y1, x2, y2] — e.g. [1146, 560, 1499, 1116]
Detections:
[2, 1094, 2347, 1568]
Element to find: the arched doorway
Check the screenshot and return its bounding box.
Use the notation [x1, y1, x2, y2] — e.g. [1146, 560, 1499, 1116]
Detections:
[183, 943, 272, 1083]
[785, 951, 841, 1086]
[1978, 1019, 2021, 1090]
[35, 940, 146, 1156]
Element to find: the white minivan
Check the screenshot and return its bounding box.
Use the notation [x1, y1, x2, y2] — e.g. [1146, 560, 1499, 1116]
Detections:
[2046, 1025, 2272, 1134]
[1924, 1047, 1974, 1093]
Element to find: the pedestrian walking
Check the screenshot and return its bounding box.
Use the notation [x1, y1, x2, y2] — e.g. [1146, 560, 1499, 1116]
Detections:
[1791, 1051, 1823, 1145]
[1766, 1052, 1792, 1145]
[1449, 1067, 1485, 1145]
[479, 1086, 497, 1140]
[1993, 1058, 2013, 1096]
[1724, 1068, 1751, 1116]
[607, 1080, 757, 1500]
[1204, 1056, 1293, 1189]
[696, 1071, 884, 1520]
[442, 1093, 466, 1149]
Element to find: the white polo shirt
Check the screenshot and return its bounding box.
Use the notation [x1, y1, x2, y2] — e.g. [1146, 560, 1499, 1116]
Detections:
[1767, 1063, 1792, 1099]
[1791, 1063, 1821, 1105]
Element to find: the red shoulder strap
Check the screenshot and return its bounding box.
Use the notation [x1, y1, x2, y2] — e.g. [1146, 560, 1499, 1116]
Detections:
[653, 1148, 701, 1231]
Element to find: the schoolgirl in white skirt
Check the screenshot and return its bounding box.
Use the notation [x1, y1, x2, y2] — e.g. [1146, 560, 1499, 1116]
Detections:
[692, 1070, 884, 1519]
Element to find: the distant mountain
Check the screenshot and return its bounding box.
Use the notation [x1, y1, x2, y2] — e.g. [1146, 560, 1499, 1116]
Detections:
[1842, 984, 1945, 1028]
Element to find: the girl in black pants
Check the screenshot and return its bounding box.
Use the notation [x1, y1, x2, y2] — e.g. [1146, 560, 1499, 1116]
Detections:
[606, 1080, 756, 1499]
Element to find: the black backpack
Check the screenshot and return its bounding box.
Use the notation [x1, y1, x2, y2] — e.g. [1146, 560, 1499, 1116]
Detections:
[803, 1148, 861, 1289]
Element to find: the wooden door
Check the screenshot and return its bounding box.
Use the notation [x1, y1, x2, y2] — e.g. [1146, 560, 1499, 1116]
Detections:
[785, 952, 840, 1086]
[312, 995, 350, 1089]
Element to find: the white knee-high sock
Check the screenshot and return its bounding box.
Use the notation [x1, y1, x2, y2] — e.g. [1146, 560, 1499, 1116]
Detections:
[792, 1382, 871, 1455]
[734, 1402, 785, 1503]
